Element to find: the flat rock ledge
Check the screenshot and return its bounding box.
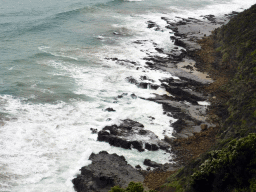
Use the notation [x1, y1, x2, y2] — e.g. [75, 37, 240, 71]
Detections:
[72, 151, 144, 192]
[98, 119, 170, 152]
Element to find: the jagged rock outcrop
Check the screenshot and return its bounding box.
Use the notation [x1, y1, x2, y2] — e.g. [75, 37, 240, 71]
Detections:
[72, 151, 144, 192]
[97, 119, 170, 152]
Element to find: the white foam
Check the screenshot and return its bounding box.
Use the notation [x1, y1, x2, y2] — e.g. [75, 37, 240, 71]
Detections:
[2, 0, 255, 191]
[198, 101, 210, 106]
[167, 0, 256, 19]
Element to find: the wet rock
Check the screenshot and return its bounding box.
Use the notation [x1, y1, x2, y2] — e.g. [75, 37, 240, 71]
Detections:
[139, 130, 147, 135]
[138, 82, 159, 90]
[161, 83, 205, 105]
[105, 58, 137, 66]
[126, 76, 138, 84]
[131, 93, 137, 99]
[202, 14, 216, 22]
[174, 39, 201, 53]
[97, 119, 170, 152]
[72, 151, 144, 192]
[135, 165, 142, 169]
[90, 128, 98, 134]
[117, 93, 128, 98]
[148, 116, 155, 120]
[169, 49, 186, 61]
[145, 143, 159, 151]
[166, 25, 178, 31]
[155, 48, 164, 53]
[105, 108, 116, 112]
[144, 159, 161, 168]
[172, 119, 187, 133]
[143, 56, 170, 64]
[147, 21, 161, 31]
[126, 76, 159, 90]
[133, 40, 148, 44]
[145, 62, 155, 68]
[182, 65, 194, 71]
[147, 21, 157, 28]
[140, 76, 154, 82]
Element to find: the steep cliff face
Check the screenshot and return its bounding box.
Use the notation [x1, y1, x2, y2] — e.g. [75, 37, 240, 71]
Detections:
[163, 4, 256, 192]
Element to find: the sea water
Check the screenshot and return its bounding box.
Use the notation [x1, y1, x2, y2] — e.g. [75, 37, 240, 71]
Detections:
[0, 0, 255, 191]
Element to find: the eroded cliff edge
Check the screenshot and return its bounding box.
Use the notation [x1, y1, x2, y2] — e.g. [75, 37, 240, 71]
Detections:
[161, 4, 256, 192]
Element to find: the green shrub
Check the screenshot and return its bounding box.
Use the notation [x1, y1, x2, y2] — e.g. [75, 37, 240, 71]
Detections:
[109, 182, 156, 192]
[222, 52, 230, 62]
[191, 134, 256, 192]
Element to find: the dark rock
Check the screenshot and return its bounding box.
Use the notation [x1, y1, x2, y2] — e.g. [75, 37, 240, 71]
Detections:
[138, 82, 159, 90]
[145, 143, 159, 151]
[126, 76, 138, 84]
[161, 17, 170, 22]
[72, 151, 144, 192]
[133, 40, 148, 44]
[145, 62, 155, 68]
[148, 116, 155, 120]
[172, 119, 187, 133]
[161, 84, 204, 105]
[166, 25, 178, 31]
[147, 21, 157, 28]
[105, 58, 137, 66]
[144, 159, 161, 168]
[147, 21, 161, 31]
[169, 49, 186, 61]
[122, 119, 144, 129]
[155, 48, 164, 53]
[135, 165, 142, 169]
[131, 93, 137, 99]
[139, 130, 147, 135]
[90, 128, 98, 134]
[143, 56, 170, 64]
[146, 167, 151, 171]
[117, 93, 128, 98]
[174, 38, 201, 53]
[97, 119, 170, 152]
[105, 108, 116, 112]
[140, 76, 154, 82]
[182, 65, 194, 71]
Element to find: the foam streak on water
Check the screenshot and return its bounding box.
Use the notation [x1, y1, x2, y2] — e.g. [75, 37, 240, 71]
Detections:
[0, 0, 255, 191]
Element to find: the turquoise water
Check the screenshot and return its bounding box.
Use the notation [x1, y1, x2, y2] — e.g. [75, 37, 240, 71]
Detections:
[0, 0, 255, 191]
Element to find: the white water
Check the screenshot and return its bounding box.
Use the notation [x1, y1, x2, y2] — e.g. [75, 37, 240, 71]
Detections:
[0, 0, 255, 191]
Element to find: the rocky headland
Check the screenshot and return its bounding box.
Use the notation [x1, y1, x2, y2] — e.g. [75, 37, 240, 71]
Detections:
[73, 4, 256, 192]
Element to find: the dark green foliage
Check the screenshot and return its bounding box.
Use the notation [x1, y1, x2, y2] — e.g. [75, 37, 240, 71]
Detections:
[213, 4, 256, 139]
[109, 182, 156, 192]
[162, 5, 256, 192]
[191, 134, 256, 192]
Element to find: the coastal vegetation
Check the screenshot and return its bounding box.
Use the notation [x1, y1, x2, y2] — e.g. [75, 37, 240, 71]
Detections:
[162, 3, 256, 192]
[109, 182, 156, 192]
[73, 4, 256, 192]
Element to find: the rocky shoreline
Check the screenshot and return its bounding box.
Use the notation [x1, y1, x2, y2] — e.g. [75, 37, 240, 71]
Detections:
[72, 11, 240, 192]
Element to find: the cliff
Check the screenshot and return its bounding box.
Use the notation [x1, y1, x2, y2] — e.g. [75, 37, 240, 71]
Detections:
[162, 4, 256, 192]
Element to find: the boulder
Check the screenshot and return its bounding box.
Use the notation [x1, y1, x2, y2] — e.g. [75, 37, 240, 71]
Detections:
[143, 159, 161, 168]
[72, 151, 144, 192]
[97, 119, 170, 152]
[104, 108, 116, 112]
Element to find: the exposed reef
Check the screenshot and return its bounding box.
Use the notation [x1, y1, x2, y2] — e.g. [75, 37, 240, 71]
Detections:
[72, 151, 144, 192]
[98, 119, 170, 152]
[72, 4, 256, 192]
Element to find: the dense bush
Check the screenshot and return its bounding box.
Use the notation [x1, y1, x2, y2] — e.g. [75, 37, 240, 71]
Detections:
[191, 134, 256, 192]
[109, 182, 156, 192]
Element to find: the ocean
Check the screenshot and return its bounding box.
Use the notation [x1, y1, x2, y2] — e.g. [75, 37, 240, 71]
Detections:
[0, 0, 255, 191]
